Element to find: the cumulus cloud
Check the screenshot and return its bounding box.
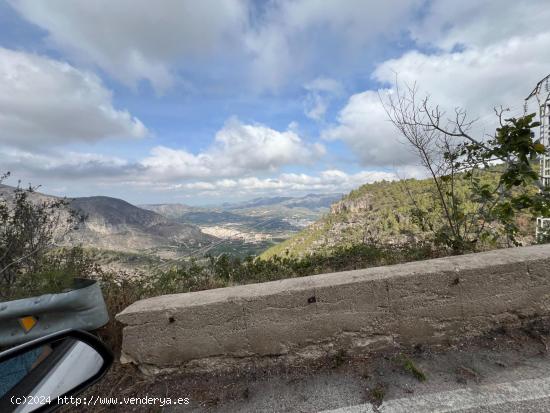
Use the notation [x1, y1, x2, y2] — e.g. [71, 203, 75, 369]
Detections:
[168, 169, 398, 197]
[374, 34, 550, 119]
[0, 47, 148, 148]
[1, 144, 397, 199]
[214, 118, 325, 170]
[141, 118, 325, 180]
[245, 0, 422, 90]
[10, 0, 422, 92]
[322, 90, 418, 166]
[11, 0, 544, 96]
[326, 1, 550, 168]
[0, 145, 140, 181]
[9, 0, 248, 92]
[2, 115, 324, 185]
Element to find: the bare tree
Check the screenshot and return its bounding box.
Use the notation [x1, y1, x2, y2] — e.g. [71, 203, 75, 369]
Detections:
[381, 82, 548, 252]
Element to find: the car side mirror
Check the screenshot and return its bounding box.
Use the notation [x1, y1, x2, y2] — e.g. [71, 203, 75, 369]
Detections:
[0, 329, 113, 413]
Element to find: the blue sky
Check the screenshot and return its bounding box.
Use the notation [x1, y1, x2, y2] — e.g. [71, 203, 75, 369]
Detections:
[1, 0, 549, 205]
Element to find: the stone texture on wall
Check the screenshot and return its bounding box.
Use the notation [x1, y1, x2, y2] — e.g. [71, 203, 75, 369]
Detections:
[117, 244, 550, 372]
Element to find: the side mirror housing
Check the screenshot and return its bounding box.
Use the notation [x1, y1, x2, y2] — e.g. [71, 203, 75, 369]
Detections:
[0, 329, 113, 412]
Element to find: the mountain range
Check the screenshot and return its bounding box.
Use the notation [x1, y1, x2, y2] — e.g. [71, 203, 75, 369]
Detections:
[0, 184, 342, 260]
[66, 196, 213, 253]
[141, 193, 343, 256]
[0, 185, 215, 257]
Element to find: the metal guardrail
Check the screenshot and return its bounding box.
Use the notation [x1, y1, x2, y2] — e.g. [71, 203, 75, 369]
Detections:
[0, 278, 109, 348]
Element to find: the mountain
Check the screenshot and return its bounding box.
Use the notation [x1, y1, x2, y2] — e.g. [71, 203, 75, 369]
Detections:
[137, 203, 201, 220]
[224, 196, 293, 209]
[224, 193, 343, 211]
[67, 196, 214, 252]
[0, 185, 216, 255]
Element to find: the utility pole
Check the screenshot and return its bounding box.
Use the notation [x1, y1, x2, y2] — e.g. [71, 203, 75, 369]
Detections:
[525, 74, 550, 240]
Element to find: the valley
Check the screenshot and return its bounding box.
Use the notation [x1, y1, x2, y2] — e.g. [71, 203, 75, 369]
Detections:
[0, 184, 342, 269]
[140, 193, 342, 258]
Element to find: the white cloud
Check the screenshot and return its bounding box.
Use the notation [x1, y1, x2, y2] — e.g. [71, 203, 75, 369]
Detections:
[305, 94, 329, 121]
[10, 0, 423, 92]
[303, 77, 344, 121]
[2, 116, 325, 185]
[305, 77, 344, 95]
[170, 169, 398, 196]
[322, 89, 418, 166]
[142, 118, 325, 180]
[327, 9, 550, 167]
[214, 118, 325, 171]
[246, 0, 422, 90]
[12, 0, 544, 97]
[2, 143, 399, 199]
[411, 0, 550, 51]
[374, 32, 550, 132]
[140, 146, 213, 180]
[0, 47, 148, 148]
[0, 146, 136, 179]
[9, 0, 248, 92]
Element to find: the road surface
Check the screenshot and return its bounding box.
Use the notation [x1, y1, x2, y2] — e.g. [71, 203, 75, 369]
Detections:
[178, 330, 550, 413]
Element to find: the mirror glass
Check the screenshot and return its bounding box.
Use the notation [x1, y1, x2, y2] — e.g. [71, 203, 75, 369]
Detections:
[0, 337, 105, 412]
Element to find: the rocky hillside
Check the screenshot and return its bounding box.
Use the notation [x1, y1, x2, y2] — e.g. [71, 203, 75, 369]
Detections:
[0, 185, 216, 254]
[137, 203, 201, 220]
[260, 174, 534, 259]
[67, 196, 214, 252]
[261, 179, 426, 258]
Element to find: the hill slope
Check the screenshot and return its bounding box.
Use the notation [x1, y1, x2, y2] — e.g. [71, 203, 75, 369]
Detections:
[137, 203, 201, 220]
[67, 196, 214, 252]
[261, 179, 426, 258]
[260, 174, 534, 259]
[0, 185, 215, 255]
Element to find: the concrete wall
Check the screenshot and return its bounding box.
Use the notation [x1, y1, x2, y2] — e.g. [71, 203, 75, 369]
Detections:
[117, 244, 550, 372]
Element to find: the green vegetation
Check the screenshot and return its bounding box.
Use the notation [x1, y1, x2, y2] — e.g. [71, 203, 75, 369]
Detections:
[95, 241, 440, 307]
[0, 176, 80, 299]
[368, 384, 386, 406]
[397, 355, 427, 382]
[83, 247, 164, 267]
[203, 238, 284, 258]
[4, 247, 101, 300]
[262, 172, 509, 259]
[2, 240, 441, 353]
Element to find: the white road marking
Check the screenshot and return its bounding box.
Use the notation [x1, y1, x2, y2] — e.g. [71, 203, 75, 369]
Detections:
[320, 375, 550, 413]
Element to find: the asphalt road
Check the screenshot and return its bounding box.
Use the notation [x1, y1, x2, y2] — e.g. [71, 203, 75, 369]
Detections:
[321, 375, 550, 412]
[178, 332, 550, 413]
[182, 369, 550, 413]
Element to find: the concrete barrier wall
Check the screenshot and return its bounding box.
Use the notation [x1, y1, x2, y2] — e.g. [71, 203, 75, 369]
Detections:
[117, 244, 550, 372]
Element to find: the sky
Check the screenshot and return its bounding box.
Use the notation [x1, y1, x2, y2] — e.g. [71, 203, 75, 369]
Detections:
[1, 0, 549, 205]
